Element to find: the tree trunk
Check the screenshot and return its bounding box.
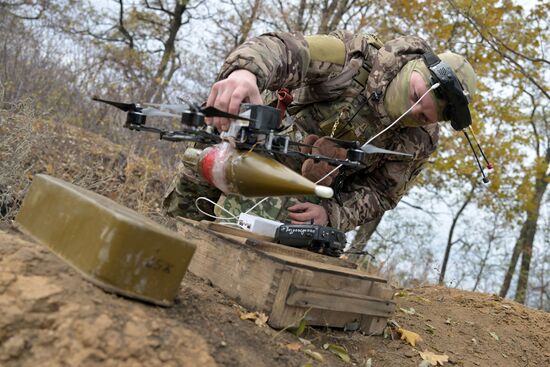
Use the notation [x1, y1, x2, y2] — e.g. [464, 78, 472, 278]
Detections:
[514, 147, 549, 304]
[472, 224, 495, 292]
[499, 238, 522, 298]
[237, 0, 262, 46]
[347, 215, 383, 263]
[144, 0, 188, 102]
[439, 184, 476, 285]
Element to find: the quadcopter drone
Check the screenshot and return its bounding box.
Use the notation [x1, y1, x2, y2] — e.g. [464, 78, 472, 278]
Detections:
[92, 96, 412, 170]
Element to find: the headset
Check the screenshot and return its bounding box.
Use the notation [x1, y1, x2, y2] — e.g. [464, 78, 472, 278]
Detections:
[422, 51, 472, 131]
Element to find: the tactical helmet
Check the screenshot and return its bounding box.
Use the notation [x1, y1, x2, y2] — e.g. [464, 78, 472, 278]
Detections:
[438, 51, 476, 103]
[384, 51, 476, 129]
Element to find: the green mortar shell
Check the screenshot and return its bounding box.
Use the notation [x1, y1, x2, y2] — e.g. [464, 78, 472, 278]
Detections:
[227, 150, 317, 197]
[15, 174, 196, 306]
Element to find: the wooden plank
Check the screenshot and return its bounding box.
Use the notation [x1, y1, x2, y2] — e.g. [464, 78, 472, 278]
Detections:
[269, 265, 395, 330]
[176, 219, 281, 312]
[245, 238, 356, 269]
[267, 253, 388, 282]
[360, 281, 396, 334]
[199, 220, 356, 269]
[286, 285, 394, 318]
[199, 221, 274, 242]
[267, 270, 300, 329]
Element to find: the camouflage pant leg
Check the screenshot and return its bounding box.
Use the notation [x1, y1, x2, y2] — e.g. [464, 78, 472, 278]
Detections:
[162, 162, 222, 221]
[217, 194, 321, 223]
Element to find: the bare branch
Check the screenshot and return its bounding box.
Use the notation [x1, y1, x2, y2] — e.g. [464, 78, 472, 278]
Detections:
[446, 0, 550, 100]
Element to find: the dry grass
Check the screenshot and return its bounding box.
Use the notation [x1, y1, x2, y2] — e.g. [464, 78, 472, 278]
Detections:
[0, 93, 173, 227]
[0, 85, 38, 223]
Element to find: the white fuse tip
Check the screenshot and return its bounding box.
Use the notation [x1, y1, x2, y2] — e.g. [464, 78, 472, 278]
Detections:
[314, 185, 334, 199]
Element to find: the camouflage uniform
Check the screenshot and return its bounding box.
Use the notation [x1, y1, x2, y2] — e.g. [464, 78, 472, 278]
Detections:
[163, 30, 439, 232]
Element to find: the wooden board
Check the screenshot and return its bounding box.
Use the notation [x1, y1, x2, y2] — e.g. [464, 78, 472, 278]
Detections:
[177, 218, 395, 334]
[197, 220, 356, 269]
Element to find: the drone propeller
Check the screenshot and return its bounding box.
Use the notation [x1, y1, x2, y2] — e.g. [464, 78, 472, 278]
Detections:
[93, 97, 179, 118]
[322, 137, 413, 158]
[145, 103, 253, 122]
[140, 107, 179, 118]
[92, 96, 138, 112]
[144, 102, 191, 113]
[360, 144, 413, 157]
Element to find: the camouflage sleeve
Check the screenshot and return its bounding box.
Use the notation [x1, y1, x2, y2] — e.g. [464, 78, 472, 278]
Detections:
[217, 32, 311, 91]
[320, 124, 439, 231]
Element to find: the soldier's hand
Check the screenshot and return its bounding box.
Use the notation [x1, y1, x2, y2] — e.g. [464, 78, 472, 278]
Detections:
[301, 137, 347, 186]
[206, 69, 263, 131]
[287, 202, 329, 226]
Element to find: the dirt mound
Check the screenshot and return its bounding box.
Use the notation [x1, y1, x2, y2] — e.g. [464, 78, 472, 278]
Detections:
[2, 229, 548, 367]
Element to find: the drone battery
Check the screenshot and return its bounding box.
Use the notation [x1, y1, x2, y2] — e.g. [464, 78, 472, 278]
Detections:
[15, 174, 196, 306]
[237, 213, 282, 238]
[240, 104, 280, 130]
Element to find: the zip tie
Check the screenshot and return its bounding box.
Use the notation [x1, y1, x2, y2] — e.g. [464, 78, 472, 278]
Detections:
[365, 82, 441, 146]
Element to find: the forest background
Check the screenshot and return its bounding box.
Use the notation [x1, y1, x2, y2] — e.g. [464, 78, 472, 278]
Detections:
[0, 0, 548, 310]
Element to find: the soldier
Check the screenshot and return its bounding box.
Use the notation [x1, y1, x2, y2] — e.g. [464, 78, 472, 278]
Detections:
[163, 30, 476, 232]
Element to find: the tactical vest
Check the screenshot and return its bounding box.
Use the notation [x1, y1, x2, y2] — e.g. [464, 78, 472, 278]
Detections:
[283, 32, 397, 172]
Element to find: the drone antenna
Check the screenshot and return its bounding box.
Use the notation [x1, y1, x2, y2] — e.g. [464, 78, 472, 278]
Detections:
[463, 130, 489, 183]
[468, 126, 493, 170]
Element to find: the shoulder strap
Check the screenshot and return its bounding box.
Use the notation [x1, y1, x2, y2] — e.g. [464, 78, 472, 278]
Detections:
[354, 34, 384, 87]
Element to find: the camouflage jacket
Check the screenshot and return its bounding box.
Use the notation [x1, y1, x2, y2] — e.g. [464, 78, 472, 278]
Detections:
[217, 30, 439, 231]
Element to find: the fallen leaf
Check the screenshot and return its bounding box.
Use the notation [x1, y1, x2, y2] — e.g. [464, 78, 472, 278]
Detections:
[255, 312, 268, 327]
[323, 344, 351, 363]
[303, 349, 324, 362]
[398, 328, 423, 347]
[286, 342, 303, 352]
[46, 163, 54, 174]
[298, 337, 311, 346]
[419, 350, 449, 366]
[239, 312, 257, 321]
[394, 291, 409, 297]
[489, 331, 499, 341]
[301, 363, 314, 367]
[445, 318, 452, 325]
[365, 357, 372, 367]
[400, 307, 416, 315]
[238, 311, 268, 327]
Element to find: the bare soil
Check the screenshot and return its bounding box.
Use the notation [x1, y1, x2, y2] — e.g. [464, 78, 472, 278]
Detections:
[1, 113, 549, 366]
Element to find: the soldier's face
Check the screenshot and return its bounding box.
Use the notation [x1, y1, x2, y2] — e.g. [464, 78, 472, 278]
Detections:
[409, 71, 438, 124]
